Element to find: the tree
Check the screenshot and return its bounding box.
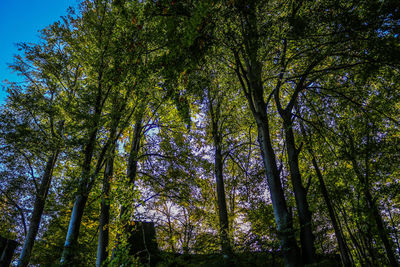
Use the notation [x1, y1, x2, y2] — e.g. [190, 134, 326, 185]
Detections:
[1, 0, 400, 266]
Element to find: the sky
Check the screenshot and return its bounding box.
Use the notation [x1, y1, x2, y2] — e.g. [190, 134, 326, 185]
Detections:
[0, 0, 79, 105]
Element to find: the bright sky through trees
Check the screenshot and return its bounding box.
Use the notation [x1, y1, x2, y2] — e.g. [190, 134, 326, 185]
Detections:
[0, 0, 78, 104]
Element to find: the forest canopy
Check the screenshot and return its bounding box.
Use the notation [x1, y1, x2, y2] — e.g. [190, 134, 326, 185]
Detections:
[0, 0, 399, 266]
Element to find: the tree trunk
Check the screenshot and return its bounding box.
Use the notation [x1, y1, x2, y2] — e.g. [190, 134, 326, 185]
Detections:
[281, 116, 315, 264]
[233, 3, 300, 264]
[255, 111, 300, 266]
[60, 123, 99, 265]
[111, 112, 144, 260]
[127, 114, 143, 185]
[96, 109, 121, 267]
[208, 93, 232, 256]
[61, 193, 90, 265]
[214, 137, 231, 255]
[235, 52, 300, 267]
[1, 236, 19, 266]
[311, 157, 352, 266]
[388, 207, 400, 255]
[340, 201, 369, 265]
[350, 157, 398, 266]
[298, 114, 352, 266]
[365, 188, 398, 266]
[17, 150, 59, 267]
[96, 155, 113, 267]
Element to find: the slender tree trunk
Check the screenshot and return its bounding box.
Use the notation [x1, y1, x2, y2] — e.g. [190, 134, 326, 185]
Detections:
[247, 52, 300, 267]
[346, 129, 398, 266]
[341, 200, 370, 265]
[111, 112, 144, 260]
[281, 116, 315, 264]
[235, 53, 300, 267]
[60, 193, 89, 265]
[233, 3, 300, 264]
[166, 206, 176, 253]
[127, 114, 143, 185]
[96, 108, 121, 267]
[208, 93, 232, 256]
[96, 154, 114, 267]
[254, 111, 300, 266]
[214, 138, 231, 255]
[60, 54, 108, 263]
[123, 113, 143, 222]
[341, 209, 365, 264]
[365, 188, 398, 266]
[17, 151, 59, 267]
[311, 157, 352, 266]
[350, 158, 398, 266]
[60, 120, 99, 265]
[388, 207, 400, 255]
[298, 115, 351, 266]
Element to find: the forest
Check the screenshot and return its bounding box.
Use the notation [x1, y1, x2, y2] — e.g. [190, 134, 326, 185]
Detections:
[0, 0, 399, 266]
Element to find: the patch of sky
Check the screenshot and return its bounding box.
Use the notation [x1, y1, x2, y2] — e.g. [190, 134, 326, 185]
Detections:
[0, 0, 79, 104]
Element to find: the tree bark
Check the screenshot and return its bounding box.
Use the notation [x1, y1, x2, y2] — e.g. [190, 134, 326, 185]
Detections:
[111, 112, 144, 261]
[281, 115, 316, 264]
[96, 154, 114, 267]
[208, 95, 232, 256]
[348, 130, 398, 266]
[364, 188, 398, 266]
[60, 193, 90, 265]
[17, 151, 59, 267]
[96, 107, 121, 267]
[298, 113, 352, 266]
[127, 113, 143, 185]
[311, 157, 352, 266]
[254, 111, 300, 267]
[339, 201, 369, 265]
[214, 135, 231, 255]
[0, 236, 19, 266]
[60, 116, 100, 265]
[233, 3, 301, 265]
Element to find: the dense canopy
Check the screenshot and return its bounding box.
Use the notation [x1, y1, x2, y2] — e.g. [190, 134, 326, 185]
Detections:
[0, 0, 399, 266]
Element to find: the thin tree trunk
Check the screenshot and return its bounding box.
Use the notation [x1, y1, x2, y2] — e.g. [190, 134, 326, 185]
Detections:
[342, 213, 365, 264]
[96, 106, 121, 267]
[214, 139, 231, 255]
[123, 113, 143, 222]
[297, 107, 351, 266]
[60, 118, 100, 265]
[233, 3, 300, 264]
[208, 92, 232, 256]
[234, 54, 300, 266]
[281, 116, 315, 264]
[96, 154, 114, 267]
[60, 193, 89, 265]
[346, 128, 398, 266]
[60, 49, 108, 263]
[165, 204, 176, 253]
[311, 157, 352, 266]
[352, 167, 397, 265]
[388, 207, 400, 255]
[111, 112, 144, 260]
[17, 150, 59, 267]
[255, 112, 300, 267]
[346, 199, 371, 265]
[127, 114, 143, 185]
[365, 189, 398, 266]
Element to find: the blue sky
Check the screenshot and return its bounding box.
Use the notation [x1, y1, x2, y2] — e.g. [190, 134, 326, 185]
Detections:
[0, 0, 79, 105]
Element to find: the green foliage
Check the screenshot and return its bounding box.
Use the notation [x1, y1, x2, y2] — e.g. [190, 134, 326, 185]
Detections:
[0, 0, 399, 266]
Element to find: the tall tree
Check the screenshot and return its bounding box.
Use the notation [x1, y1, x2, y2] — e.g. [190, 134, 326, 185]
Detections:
[206, 85, 232, 256]
[60, 1, 126, 263]
[1, 21, 82, 265]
